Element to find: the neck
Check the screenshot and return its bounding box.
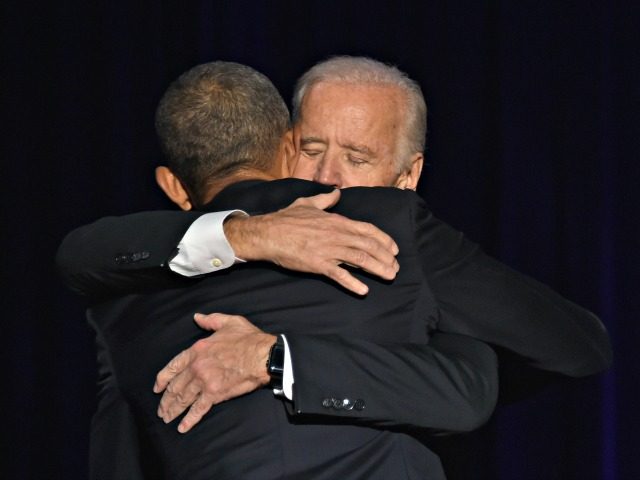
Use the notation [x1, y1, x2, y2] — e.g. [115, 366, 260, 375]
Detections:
[201, 169, 280, 205]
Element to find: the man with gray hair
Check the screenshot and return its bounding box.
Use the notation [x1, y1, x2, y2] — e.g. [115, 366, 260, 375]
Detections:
[149, 55, 607, 432]
[59, 57, 610, 479]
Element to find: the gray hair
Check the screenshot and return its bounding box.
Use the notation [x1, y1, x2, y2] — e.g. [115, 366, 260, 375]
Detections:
[155, 61, 290, 205]
[292, 56, 427, 170]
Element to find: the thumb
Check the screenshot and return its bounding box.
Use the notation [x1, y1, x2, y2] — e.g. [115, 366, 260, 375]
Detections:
[193, 312, 227, 331]
[290, 189, 340, 210]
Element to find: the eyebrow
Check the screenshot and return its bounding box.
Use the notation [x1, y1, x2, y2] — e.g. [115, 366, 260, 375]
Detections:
[300, 137, 375, 157]
[300, 136, 326, 146]
[342, 143, 374, 156]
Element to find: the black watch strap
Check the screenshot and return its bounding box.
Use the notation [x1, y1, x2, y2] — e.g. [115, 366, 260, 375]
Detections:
[266, 335, 285, 389]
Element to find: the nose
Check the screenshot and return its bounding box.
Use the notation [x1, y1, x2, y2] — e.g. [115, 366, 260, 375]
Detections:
[314, 154, 341, 188]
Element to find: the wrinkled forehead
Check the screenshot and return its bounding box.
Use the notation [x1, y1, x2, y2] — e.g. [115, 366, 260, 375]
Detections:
[299, 82, 406, 122]
[299, 83, 405, 143]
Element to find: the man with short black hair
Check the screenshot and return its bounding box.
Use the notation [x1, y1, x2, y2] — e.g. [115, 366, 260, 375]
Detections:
[154, 61, 291, 206]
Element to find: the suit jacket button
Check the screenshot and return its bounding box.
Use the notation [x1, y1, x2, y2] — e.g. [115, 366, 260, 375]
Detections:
[322, 398, 333, 408]
[131, 252, 149, 262]
[354, 399, 366, 411]
[343, 398, 355, 410]
[332, 398, 344, 410]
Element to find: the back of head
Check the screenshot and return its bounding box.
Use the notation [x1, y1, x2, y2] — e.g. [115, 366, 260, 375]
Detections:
[155, 61, 290, 205]
[292, 56, 427, 169]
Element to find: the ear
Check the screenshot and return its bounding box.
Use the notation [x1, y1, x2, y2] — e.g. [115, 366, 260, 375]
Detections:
[287, 126, 303, 174]
[280, 129, 296, 177]
[155, 166, 193, 210]
[394, 153, 423, 191]
[273, 129, 295, 178]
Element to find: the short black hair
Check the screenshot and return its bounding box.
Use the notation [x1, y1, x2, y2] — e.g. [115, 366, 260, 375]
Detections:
[155, 61, 290, 205]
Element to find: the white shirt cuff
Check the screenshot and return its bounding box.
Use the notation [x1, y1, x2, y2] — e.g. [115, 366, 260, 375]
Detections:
[169, 210, 247, 277]
[273, 334, 294, 400]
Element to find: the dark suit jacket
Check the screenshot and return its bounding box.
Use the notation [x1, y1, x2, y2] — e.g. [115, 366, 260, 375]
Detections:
[58, 179, 611, 479]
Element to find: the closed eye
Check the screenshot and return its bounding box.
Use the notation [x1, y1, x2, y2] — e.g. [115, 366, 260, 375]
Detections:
[302, 148, 323, 158]
[347, 154, 369, 166]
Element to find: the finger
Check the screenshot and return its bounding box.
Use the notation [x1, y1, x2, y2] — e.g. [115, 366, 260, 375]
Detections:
[193, 312, 220, 331]
[344, 219, 399, 256]
[158, 370, 197, 422]
[320, 225, 399, 278]
[177, 394, 214, 434]
[162, 385, 202, 424]
[290, 189, 341, 210]
[337, 242, 399, 280]
[324, 264, 369, 296]
[193, 312, 233, 331]
[154, 349, 192, 393]
[322, 214, 399, 259]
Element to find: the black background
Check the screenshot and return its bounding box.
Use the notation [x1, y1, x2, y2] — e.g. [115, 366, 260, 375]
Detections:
[2, 1, 638, 478]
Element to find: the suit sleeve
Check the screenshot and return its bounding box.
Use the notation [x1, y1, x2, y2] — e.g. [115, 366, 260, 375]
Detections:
[411, 198, 612, 377]
[285, 332, 498, 433]
[56, 211, 204, 299]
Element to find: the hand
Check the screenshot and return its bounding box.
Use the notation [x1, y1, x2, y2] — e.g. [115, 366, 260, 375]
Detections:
[224, 189, 399, 295]
[153, 313, 276, 433]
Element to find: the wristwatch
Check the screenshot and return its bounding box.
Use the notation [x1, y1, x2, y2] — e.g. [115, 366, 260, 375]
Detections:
[266, 335, 285, 389]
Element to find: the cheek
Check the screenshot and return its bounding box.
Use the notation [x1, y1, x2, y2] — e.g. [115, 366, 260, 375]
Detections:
[291, 157, 315, 180]
[339, 170, 375, 188]
[370, 165, 401, 187]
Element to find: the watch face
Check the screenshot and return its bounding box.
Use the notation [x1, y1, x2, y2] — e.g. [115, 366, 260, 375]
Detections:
[268, 337, 285, 378]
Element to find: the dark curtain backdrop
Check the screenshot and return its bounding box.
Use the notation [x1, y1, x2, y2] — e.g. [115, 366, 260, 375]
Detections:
[3, 1, 638, 479]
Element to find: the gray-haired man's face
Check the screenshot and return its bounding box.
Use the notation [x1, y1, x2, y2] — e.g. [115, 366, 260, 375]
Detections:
[291, 82, 420, 190]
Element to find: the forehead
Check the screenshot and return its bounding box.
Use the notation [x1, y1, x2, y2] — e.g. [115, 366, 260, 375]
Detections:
[299, 82, 405, 140]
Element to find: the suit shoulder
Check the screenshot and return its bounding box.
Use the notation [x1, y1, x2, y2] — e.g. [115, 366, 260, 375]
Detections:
[210, 178, 334, 213]
[339, 187, 428, 213]
[330, 188, 435, 247]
